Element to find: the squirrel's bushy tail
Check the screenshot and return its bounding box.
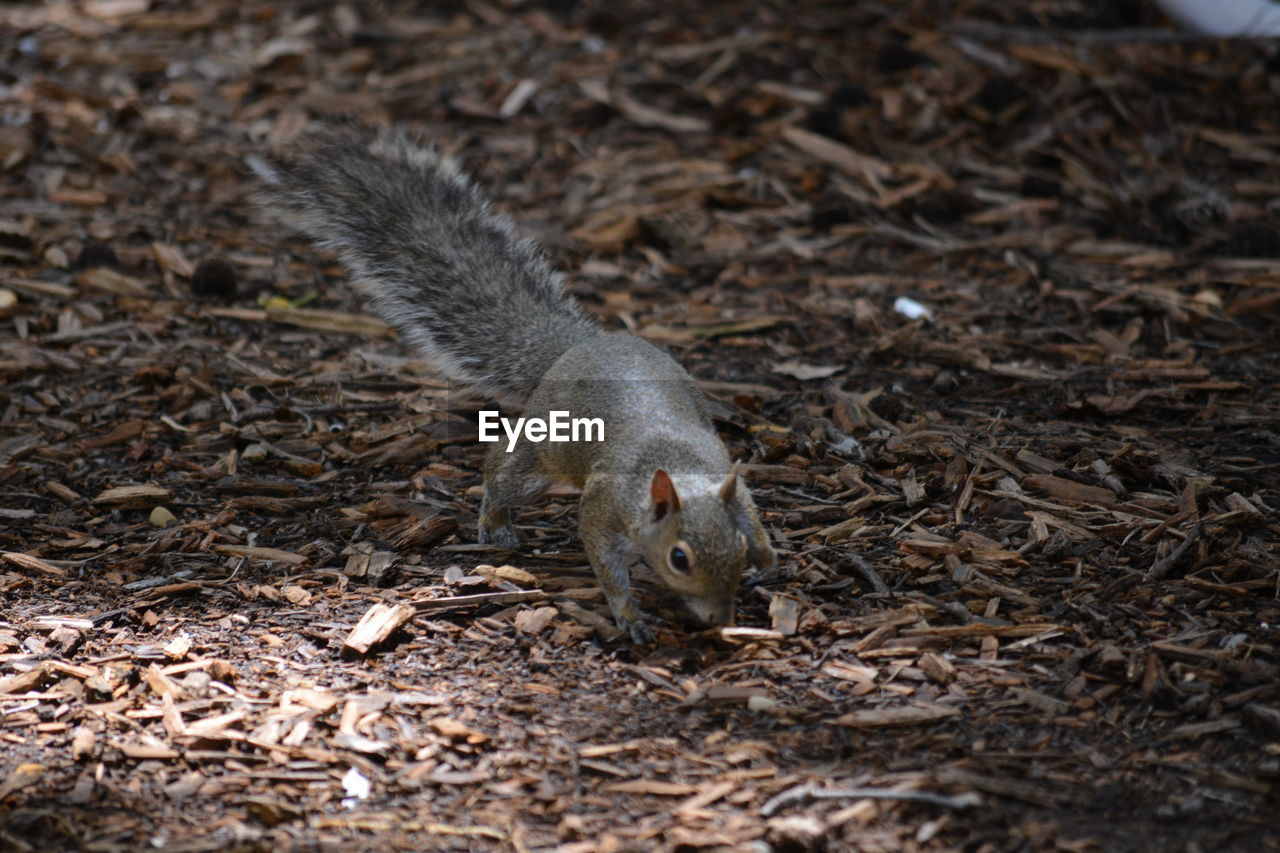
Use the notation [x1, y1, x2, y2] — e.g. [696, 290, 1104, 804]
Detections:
[255, 127, 599, 401]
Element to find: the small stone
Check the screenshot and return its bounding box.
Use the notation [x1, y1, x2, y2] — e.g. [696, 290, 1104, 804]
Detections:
[149, 506, 177, 527]
[180, 670, 212, 698]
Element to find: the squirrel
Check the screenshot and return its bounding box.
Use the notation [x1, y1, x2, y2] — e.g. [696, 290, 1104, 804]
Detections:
[254, 127, 775, 642]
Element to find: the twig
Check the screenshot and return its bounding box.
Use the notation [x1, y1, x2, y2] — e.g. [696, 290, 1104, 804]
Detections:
[912, 593, 975, 625]
[872, 222, 970, 254]
[412, 590, 547, 612]
[121, 571, 200, 592]
[845, 555, 890, 595]
[1147, 522, 1205, 580]
[760, 782, 979, 817]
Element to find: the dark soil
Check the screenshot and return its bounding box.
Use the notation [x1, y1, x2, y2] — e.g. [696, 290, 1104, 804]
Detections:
[0, 2, 1277, 851]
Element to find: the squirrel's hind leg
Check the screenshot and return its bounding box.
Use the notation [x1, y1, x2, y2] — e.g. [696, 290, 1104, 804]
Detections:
[478, 440, 548, 549]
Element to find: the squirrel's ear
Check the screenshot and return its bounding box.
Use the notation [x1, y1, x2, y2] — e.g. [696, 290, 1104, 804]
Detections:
[718, 465, 740, 504]
[650, 469, 681, 522]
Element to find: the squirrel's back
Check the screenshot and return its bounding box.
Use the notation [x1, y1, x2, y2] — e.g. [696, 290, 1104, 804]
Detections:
[255, 127, 599, 401]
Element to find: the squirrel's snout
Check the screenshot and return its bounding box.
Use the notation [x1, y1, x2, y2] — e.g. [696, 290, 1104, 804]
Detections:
[688, 596, 735, 627]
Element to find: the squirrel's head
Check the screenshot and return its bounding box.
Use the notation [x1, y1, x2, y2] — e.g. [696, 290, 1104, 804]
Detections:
[641, 468, 775, 626]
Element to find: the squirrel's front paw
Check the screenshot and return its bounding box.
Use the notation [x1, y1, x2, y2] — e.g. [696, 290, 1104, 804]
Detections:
[477, 523, 520, 549]
[607, 597, 657, 644]
[617, 615, 655, 645]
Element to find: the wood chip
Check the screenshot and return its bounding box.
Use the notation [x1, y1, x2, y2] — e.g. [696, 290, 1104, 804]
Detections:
[832, 704, 960, 728]
[603, 780, 701, 796]
[91, 485, 172, 509]
[342, 603, 416, 655]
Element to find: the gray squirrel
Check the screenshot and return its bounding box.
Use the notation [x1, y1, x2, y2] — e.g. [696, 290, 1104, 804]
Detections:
[255, 127, 774, 642]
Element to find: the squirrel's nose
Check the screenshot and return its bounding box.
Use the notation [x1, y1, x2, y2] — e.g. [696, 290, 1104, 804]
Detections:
[690, 596, 736, 626]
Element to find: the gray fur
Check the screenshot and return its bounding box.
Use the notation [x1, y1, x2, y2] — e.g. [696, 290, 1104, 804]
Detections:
[256, 127, 600, 402]
[257, 126, 775, 640]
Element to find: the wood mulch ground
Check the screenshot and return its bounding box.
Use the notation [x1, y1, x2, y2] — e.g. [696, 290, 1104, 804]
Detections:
[1, 1, 1277, 851]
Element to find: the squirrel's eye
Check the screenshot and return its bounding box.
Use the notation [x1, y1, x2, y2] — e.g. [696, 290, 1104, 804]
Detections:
[668, 546, 690, 574]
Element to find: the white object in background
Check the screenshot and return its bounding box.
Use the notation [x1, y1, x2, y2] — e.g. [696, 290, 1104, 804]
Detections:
[893, 296, 933, 321]
[1153, 0, 1280, 36]
[341, 766, 370, 808]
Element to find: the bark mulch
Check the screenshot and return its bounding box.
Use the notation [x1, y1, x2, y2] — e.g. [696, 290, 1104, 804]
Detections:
[0, 1, 1277, 851]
